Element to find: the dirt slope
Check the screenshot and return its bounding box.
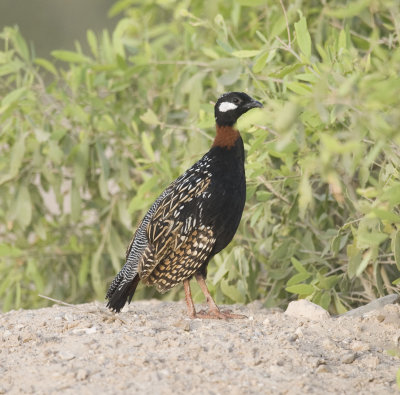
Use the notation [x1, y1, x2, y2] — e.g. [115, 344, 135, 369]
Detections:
[1, 300, 399, 394]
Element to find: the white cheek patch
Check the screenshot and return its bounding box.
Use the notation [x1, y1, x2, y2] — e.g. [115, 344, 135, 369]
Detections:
[219, 101, 238, 112]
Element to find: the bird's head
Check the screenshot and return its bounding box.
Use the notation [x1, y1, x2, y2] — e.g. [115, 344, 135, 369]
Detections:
[214, 92, 263, 127]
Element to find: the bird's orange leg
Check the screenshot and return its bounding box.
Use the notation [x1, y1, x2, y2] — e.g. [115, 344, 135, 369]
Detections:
[193, 273, 247, 320]
[184, 279, 196, 319]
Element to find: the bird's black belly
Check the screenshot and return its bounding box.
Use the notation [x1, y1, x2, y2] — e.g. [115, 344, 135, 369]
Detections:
[197, 147, 246, 278]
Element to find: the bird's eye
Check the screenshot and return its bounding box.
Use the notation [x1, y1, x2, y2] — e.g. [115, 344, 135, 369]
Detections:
[232, 97, 240, 104]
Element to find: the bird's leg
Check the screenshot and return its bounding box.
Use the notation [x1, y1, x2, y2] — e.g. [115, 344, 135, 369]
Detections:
[183, 279, 196, 319]
[194, 274, 247, 320]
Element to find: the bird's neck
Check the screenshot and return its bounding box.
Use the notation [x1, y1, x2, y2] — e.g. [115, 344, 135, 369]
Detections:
[212, 125, 240, 149]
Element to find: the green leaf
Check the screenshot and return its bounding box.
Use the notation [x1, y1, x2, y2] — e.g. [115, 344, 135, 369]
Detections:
[34, 58, 58, 76]
[333, 293, 348, 314]
[1, 87, 27, 108]
[78, 256, 91, 287]
[294, 16, 312, 61]
[298, 173, 313, 219]
[140, 109, 159, 125]
[51, 50, 91, 63]
[252, 51, 272, 73]
[381, 185, 400, 206]
[255, 190, 272, 202]
[356, 249, 372, 277]
[357, 230, 388, 248]
[347, 244, 362, 279]
[141, 133, 155, 161]
[220, 278, 246, 303]
[16, 185, 32, 229]
[0, 243, 24, 257]
[287, 272, 311, 286]
[231, 50, 261, 58]
[286, 82, 312, 95]
[235, 0, 266, 5]
[285, 283, 314, 296]
[326, 0, 372, 18]
[87, 30, 98, 58]
[369, 208, 400, 223]
[291, 257, 308, 274]
[71, 182, 81, 222]
[0, 61, 23, 77]
[319, 292, 331, 310]
[10, 136, 26, 176]
[11, 27, 30, 60]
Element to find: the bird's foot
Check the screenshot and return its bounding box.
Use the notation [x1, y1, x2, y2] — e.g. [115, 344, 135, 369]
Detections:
[193, 308, 247, 320]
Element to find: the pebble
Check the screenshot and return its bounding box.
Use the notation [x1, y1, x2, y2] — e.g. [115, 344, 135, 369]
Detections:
[295, 327, 304, 338]
[288, 334, 298, 342]
[285, 300, 330, 321]
[75, 369, 89, 380]
[351, 340, 370, 352]
[263, 318, 271, 326]
[363, 356, 379, 369]
[322, 338, 337, 351]
[64, 313, 74, 322]
[59, 351, 75, 361]
[341, 353, 356, 364]
[316, 365, 330, 373]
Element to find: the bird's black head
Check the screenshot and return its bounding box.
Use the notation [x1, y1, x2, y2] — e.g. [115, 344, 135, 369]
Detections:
[214, 92, 263, 127]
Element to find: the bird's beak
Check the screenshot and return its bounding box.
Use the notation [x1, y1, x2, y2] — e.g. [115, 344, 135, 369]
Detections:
[245, 100, 263, 110]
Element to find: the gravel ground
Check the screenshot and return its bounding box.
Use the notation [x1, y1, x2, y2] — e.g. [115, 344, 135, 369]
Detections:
[1, 299, 400, 394]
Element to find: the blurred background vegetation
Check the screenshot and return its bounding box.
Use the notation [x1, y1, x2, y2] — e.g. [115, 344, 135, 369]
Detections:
[0, 0, 399, 313]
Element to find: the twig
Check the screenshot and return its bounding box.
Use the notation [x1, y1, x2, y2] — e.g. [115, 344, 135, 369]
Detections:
[257, 175, 290, 204]
[279, 0, 291, 47]
[39, 294, 127, 324]
[38, 294, 76, 307]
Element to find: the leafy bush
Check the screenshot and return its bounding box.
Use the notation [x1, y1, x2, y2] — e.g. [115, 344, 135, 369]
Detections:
[0, 0, 399, 312]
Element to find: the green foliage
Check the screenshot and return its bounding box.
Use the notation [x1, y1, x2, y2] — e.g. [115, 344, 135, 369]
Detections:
[0, 0, 399, 312]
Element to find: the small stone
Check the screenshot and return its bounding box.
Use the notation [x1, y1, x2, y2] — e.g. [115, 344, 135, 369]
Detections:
[322, 339, 337, 351]
[76, 369, 88, 380]
[173, 320, 191, 331]
[295, 327, 304, 338]
[351, 340, 370, 352]
[363, 356, 379, 369]
[285, 300, 330, 321]
[64, 313, 74, 322]
[288, 334, 298, 342]
[376, 314, 385, 323]
[341, 352, 356, 364]
[382, 313, 400, 326]
[316, 365, 330, 373]
[85, 327, 97, 334]
[59, 351, 75, 361]
[263, 318, 271, 326]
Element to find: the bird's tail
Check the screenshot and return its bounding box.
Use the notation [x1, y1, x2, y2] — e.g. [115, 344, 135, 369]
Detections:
[106, 271, 140, 313]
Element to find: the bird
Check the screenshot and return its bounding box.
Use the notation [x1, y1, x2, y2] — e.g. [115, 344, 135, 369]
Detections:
[106, 92, 263, 319]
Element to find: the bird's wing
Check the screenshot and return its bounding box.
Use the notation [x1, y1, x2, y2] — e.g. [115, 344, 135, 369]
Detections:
[138, 165, 213, 278]
[142, 225, 216, 292]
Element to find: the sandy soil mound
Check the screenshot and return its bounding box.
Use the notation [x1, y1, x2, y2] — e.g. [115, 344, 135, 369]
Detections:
[1, 300, 399, 394]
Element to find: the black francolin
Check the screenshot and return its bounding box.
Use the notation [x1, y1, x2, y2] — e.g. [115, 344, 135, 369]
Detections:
[106, 92, 262, 319]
